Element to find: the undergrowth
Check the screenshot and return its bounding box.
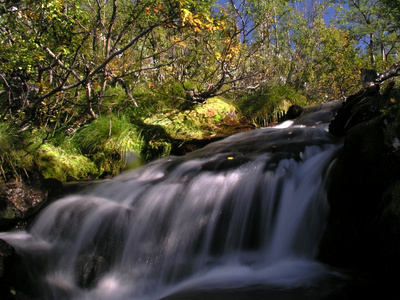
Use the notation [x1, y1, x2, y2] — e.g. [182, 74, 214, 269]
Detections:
[237, 85, 308, 127]
[73, 114, 144, 177]
[0, 82, 316, 182]
[0, 122, 20, 181]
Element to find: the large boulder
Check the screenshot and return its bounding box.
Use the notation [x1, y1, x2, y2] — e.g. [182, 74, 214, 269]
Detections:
[319, 85, 400, 298]
[75, 254, 109, 289]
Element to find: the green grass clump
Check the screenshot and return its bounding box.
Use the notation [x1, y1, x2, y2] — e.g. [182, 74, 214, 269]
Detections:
[74, 114, 144, 175]
[0, 121, 20, 181]
[237, 85, 308, 127]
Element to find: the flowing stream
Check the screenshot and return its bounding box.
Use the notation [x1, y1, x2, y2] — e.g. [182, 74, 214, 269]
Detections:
[1, 102, 346, 299]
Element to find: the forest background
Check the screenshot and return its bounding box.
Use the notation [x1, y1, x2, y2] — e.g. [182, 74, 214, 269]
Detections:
[0, 0, 399, 183]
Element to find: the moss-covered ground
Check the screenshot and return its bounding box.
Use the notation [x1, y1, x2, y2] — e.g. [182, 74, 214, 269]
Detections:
[0, 97, 254, 182]
[0, 81, 308, 183]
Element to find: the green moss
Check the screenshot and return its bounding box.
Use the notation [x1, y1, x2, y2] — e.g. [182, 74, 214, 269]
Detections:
[0, 206, 17, 219]
[143, 140, 173, 161]
[143, 97, 240, 140]
[36, 144, 99, 181]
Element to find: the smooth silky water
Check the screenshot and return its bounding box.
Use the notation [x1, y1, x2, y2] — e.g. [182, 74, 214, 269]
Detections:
[0, 102, 347, 299]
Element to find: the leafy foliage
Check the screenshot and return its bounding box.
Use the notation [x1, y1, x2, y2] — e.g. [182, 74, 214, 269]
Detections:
[331, 0, 400, 67]
[0, 0, 398, 181]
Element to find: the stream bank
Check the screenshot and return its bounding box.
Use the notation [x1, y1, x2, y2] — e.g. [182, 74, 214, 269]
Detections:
[1, 84, 400, 299]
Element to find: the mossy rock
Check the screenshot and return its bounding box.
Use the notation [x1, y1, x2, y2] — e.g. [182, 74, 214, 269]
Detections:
[144, 97, 241, 140]
[142, 140, 172, 162]
[36, 144, 100, 181]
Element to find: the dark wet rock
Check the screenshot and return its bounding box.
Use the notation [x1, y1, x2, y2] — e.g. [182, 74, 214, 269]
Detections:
[0, 239, 16, 299]
[329, 85, 382, 136]
[0, 239, 32, 299]
[286, 104, 304, 120]
[0, 168, 48, 230]
[75, 254, 109, 289]
[292, 101, 343, 126]
[0, 165, 98, 231]
[0, 167, 64, 230]
[319, 85, 400, 298]
[0, 181, 48, 231]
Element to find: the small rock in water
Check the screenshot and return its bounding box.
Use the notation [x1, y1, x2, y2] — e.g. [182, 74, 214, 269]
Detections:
[75, 254, 109, 289]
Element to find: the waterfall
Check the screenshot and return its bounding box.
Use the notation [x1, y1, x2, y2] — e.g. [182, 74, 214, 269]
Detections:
[1, 102, 346, 299]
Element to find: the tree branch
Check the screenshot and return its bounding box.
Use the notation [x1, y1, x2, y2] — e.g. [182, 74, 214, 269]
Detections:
[105, 0, 117, 57]
[375, 62, 400, 83]
[87, 21, 165, 81]
[32, 21, 167, 107]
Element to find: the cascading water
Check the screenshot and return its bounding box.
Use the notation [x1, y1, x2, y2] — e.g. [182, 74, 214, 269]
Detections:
[1, 101, 346, 299]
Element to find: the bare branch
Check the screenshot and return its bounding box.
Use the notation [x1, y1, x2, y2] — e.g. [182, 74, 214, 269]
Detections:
[87, 21, 165, 80]
[114, 77, 137, 107]
[375, 62, 400, 83]
[38, 44, 82, 81]
[105, 0, 117, 57]
[32, 21, 167, 107]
